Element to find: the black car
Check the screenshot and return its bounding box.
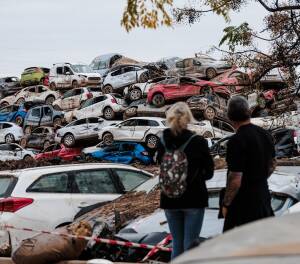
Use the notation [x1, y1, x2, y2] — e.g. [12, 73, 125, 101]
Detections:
[0, 77, 21, 98]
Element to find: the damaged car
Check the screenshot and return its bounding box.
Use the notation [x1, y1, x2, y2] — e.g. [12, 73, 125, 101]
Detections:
[83, 141, 152, 165]
[0, 76, 21, 98]
[0, 143, 34, 161]
[55, 117, 119, 147]
[102, 64, 150, 94]
[90, 53, 123, 76]
[147, 76, 230, 107]
[20, 126, 56, 150]
[20, 67, 49, 87]
[0, 122, 24, 143]
[52, 87, 102, 111]
[0, 104, 27, 126]
[64, 94, 126, 122]
[0, 85, 59, 107]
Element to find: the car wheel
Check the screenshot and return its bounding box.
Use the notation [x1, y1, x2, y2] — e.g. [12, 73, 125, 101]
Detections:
[146, 134, 159, 149]
[103, 107, 115, 120]
[102, 132, 114, 145]
[103, 85, 113, 94]
[5, 133, 15, 143]
[152, 93, 165, 107]
[0, 102, 9, 108]
[124, 107, 137, 119]
[50, 82, 56, 90]
[53, 104, 62, 111]
[24, 126, 32, 135]
[20, 138, 27, 148]
[43, 140, 51, 149]
[203, 106, 216, 120]
[23, 155, 33, 162]
[16, 97, 25, 105]
[63, 133, 75, 147]
[206, 68, 217, 79]
[45, 96, 55, 105]
[15, 116, 24, 126]
[203, 131, 214, 138]
[129, 88, 142, 101]
[53, 117, 62, 127]
[72, 80, 79, 89]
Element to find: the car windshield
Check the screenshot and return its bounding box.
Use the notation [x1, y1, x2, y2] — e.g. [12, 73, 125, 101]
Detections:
[71, 64, 93, 73]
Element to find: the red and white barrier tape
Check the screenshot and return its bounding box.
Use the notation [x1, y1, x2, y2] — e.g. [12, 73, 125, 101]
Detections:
[142, 234, 172, 262]
[3, 225, 172, 253]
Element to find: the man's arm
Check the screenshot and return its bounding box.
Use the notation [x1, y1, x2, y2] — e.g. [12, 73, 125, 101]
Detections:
[222, 171, 242, 217]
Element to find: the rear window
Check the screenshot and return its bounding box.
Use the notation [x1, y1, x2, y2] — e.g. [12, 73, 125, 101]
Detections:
[0, 176, 17, 198]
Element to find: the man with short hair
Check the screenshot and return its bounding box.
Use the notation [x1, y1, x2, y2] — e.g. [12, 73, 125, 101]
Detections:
[222, 96, 276, 231]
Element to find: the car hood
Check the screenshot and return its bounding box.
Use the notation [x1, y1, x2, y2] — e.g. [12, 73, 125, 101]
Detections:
[77, 72, 101, 78]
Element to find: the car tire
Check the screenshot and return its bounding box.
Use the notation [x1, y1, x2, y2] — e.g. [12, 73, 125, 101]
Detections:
[53, 104, 62, 111]
[72, 80, 79, 89]
[102, 132, 114, 145]
[206, 68, 217, 79]
[5, 133, 15, 143]
[23, 155, 33, 162]
[43, 140, 51, 149]
[50, 82, 56, 90]
[24, 126, 32, 135]
[16, 97, 25, 105]
[203, 106, 216, 120]
[62, 133, 75, 147]
[129, 88, 142, 101]
[203, 131, 214, 138]
[45, 95, 55, 105]
[53, 117, 62, 127]
[152, 93, 165, 107]
[145, 134, 159, 149]
[0, 102, 9, 108]
[15, 116, 24, 126]
[20, 138, 27, 148]
[103, 107, 115, 120]
[124, 107, 137, 119]
[103, 85, 113, 94]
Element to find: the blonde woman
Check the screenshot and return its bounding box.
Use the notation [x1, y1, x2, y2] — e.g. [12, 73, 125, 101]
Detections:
[157, 102, 214, 259]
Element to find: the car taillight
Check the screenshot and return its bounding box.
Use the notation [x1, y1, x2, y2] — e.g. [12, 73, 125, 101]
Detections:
[111, 98, 117, 104]
[142, 151, 149, 156]
[0, 197, 33, 213]
[87, 93, 93, 99]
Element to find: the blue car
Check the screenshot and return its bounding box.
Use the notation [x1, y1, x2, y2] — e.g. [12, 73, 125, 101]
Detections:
[0, 104, 27, 126]
[84, 142, 152, 165]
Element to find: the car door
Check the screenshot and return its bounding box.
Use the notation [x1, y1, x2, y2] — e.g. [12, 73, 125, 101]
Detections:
[109, 69, 123, 88]
[122, 66, 138, 86]
[64, 66, 73, 87]
[86, 117, 100, 138]
[5, 144, 20, 160]
[25, 86, 36, 101]
[71, 169, 121, 212]
[26, 172, 75, 228]
[131, 119, 151, 141]
[41, 106, 53, 125]
[114, 119, 137, 140]
[71, 119, 89, 139]
[26, 107, 42, 126]
[90, 96, 107, 117]
[55, 66, 64, 88]
[0, 144, 12, 160]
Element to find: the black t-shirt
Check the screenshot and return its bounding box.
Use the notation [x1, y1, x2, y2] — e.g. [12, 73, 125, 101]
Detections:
[226, 123, 275, 202]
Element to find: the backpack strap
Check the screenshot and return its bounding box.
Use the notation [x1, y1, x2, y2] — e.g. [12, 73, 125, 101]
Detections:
[178, 134, 198, 151]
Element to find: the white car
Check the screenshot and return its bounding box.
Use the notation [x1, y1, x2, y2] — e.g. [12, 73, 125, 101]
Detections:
[64, 94, 126, 122]
[0, 143, 34, 161]
[102, 65, 149, 94]
[0, 163, 152, 250]
[52, 87, 102, 111]
[0, 85, 59, 107]
[55, 117, 120, 147]
[124, 77, 173, 101]
[0, 122, 23, 143]
[49, 63, 101, 90]
[98, 117, 216, 149]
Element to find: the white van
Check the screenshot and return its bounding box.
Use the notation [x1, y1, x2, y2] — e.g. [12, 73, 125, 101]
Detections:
[49, 63, 101, 90]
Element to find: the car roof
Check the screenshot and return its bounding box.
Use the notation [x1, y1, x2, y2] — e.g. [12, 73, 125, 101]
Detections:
[127, 117, 165, 121]
[0, 163, 146, 178]
[93, 53, 122, 61]
[0, 121, 16, 125]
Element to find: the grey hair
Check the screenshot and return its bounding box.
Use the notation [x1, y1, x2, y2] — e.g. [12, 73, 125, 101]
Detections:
[227, 96, 251, 122]
[166, 102, 195, 135]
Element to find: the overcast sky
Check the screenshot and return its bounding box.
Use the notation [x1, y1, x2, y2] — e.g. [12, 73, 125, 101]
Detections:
[0, 0, 267, 76]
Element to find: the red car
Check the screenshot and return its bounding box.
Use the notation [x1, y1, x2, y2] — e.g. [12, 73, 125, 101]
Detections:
[147, 76, 230, 107]
[35, 143, 81, 161]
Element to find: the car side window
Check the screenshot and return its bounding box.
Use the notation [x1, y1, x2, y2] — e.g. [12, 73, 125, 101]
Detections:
[28, 87, 36, 93]
[121, 120, 137, 127]
[111, 69, 122, 76]
[2, 123, 12, 129]
[64, 66, 73, 75]
[31, 108, 41, 118]
[27, 173, 69, 193]
[43, 145, 55, 152]
[122, 66, 135, 73]
[136, 119, 149, 126]
[114, 169, 150, 192]
[56, 67, 63, 75]
[37, 86, 47, 93]
[43, 107, 52, 117]
[73, 170, 117, 194]
[72, 119, 87, 126]
[148, 120, 159, 126]
[0, 144, 9, 150]
[93, 96, 106, 104]
[88, 117, 99, 124]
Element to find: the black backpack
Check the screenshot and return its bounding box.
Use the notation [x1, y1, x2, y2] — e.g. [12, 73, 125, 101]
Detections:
[159, 134, 197, 198]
